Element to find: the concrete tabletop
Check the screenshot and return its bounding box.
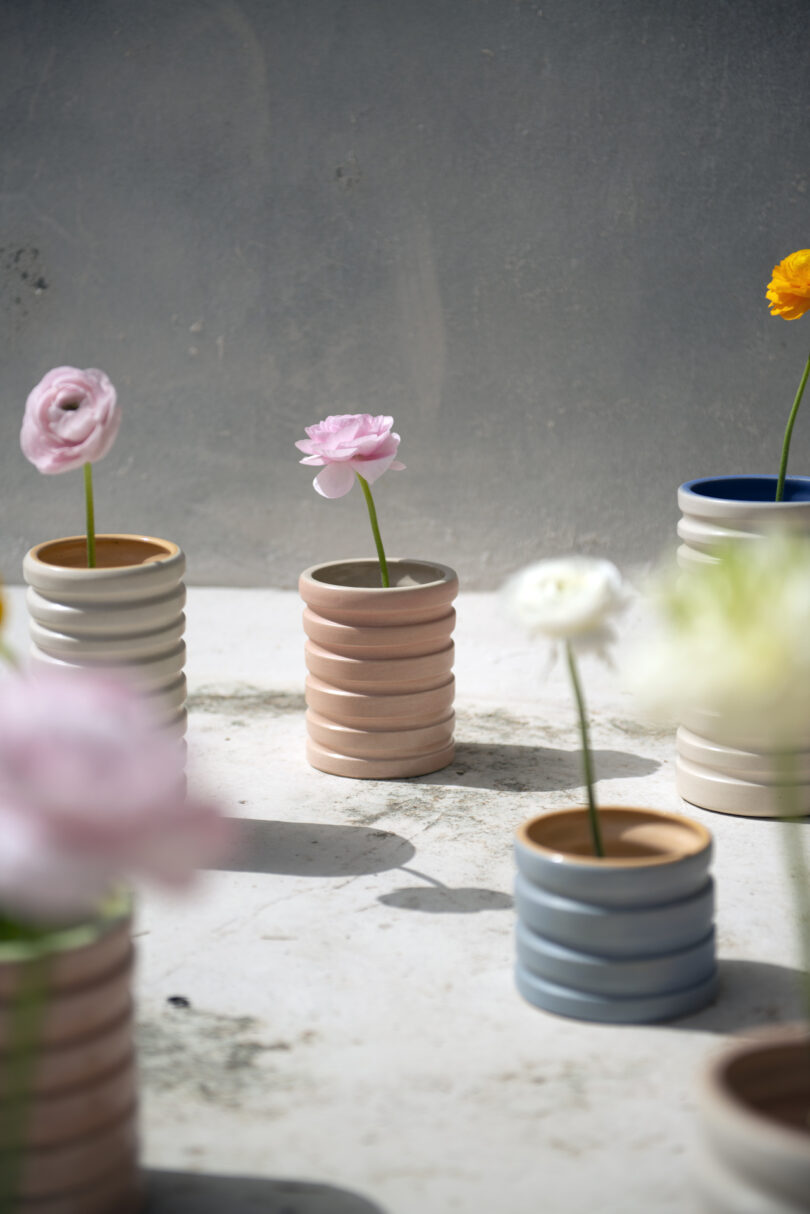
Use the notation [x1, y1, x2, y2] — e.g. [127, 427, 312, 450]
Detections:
[3, 585, 803, 1214]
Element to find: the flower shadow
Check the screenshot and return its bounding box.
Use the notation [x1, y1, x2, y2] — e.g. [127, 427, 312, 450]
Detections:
[377, 866, 513, 914]
[662, 959, 807, 1034]
[379, 887, 513, 914]
[146, 1169, 386, 1213]
[403, 742, 660, 792]
[211, 818, 415, 877]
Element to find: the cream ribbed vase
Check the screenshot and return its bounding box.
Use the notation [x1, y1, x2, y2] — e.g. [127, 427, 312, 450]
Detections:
[23, 535, 186, 734]
[299, 558, 458, 779]
[0, 901, 141, 1213]
[676, 476, 810, 817]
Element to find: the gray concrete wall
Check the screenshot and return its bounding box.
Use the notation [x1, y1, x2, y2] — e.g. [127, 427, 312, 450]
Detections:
[1, 0, 808, 587]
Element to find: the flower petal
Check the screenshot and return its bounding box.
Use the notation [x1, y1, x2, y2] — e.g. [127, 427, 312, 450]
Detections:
[313, 462, 356, 498]
[351, 453, 399, 485]
[0, 669, 231, 924]
[20, 366, 120, 475]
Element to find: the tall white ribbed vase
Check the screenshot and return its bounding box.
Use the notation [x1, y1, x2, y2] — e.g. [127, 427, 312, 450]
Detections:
[676, 476, 810, 816]
[23, 534, 186, 735]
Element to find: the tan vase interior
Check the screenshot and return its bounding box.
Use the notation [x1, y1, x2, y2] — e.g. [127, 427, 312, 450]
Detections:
[300, 558, 458, 778]
[516, 805, 712, 865]
[29, 535, 179, 570]
[722, 1039, 810, 1134]
[0, 911, 141, 1212]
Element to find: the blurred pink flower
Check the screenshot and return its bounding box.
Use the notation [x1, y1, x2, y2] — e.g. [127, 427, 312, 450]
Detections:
[0, 669, 232, 923]
[21, 366, 121, 474]
[296, 413, 405, 498]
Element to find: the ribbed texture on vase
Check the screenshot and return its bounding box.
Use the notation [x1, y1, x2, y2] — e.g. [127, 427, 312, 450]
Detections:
[677, 476, 810, 570]
[23, 535, 186, 732]
[675, 479, 810, 814]
[514, 807, 717, 1023]
[299, 558, 458, 778]
[676, 728, 810, 817]
[0, 911, 142, 1212]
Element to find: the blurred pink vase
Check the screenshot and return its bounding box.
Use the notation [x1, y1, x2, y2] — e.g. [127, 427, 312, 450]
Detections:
[0, 665, 231, 1212]
[0, 900, 143, 1213]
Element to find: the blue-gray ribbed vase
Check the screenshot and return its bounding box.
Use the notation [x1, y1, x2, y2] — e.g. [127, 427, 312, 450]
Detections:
[514, 807, 717, 1024]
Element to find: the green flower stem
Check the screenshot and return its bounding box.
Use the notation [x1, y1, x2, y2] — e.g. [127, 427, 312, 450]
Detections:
[777, 752, 810, 1023]
[355, 473, 390, 588]
[565, 640, 604, 858]
[83, 462, 96, 569]
[775, 348, 810, 502]
[0, 950, 51, 1212]
[0, 641, 17, 670]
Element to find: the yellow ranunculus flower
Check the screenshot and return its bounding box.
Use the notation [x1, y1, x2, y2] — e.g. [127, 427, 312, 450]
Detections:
[767, 248, 810, 320]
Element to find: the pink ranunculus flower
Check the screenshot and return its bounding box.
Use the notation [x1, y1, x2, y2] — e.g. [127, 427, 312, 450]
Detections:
[0, 669, 233, 923]
[21, 365, 121, 474]
[295, 413, 405, 498]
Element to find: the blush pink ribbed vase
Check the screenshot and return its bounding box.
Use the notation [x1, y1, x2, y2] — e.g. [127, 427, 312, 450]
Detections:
[0, 898, 141, 1213]
[299, 558, 458, 779]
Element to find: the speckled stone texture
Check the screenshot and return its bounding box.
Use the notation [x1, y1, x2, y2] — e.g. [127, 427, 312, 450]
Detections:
[3, 585, 805, 1214]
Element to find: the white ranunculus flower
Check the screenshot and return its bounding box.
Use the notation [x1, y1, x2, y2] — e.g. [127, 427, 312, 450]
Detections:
[503, 554, 627, 857]
[505, 556, 626, 655]
[629, 535, 810, 743]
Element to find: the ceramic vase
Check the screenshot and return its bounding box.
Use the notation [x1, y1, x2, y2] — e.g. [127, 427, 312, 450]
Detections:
[695, 1027, 810, 1213]
[23, 535, 186, 734]
[676, 476, 810, 816]
[0, 900, 141, 1213]
[299, 558, 458, 778]
[514, 807, 718, 1023]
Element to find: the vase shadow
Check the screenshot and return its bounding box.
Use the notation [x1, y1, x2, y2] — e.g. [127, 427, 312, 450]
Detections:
[145, 1169, 386, 1213]
[662, 959, 807, 1034]
[212, 818, 415, 876]
[399, 742, 660, 792]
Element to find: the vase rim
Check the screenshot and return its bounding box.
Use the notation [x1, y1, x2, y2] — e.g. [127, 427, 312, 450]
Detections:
[26, 534, 182, 571]
[0, 890, 131, 964]
[680, 475, 810, 505]
[515, 806, 712, 868]
[300, 557, 457, 593]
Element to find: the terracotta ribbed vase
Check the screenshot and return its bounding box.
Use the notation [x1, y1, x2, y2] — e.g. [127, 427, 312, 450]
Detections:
[299, 558, 458, 778]
[676, 476, 810, 816]
[23, 535, 186, 735]
[0, 900, 141, 1213]
[514, 807, 717, 1023]
[696, 1027, 810, 1213]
